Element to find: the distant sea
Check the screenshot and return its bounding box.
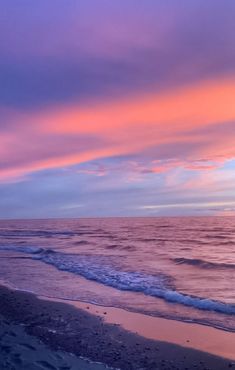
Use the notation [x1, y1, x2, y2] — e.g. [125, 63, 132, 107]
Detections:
[0, 217, 234, 332]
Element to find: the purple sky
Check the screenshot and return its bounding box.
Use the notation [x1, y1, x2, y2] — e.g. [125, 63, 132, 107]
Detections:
[1, 0, 235, 218]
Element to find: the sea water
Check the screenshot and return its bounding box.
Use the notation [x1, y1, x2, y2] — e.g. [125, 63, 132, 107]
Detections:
[0, 217, 234, 331]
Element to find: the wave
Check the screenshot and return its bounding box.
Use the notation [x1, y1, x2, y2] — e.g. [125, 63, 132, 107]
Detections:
[34, 251, 235, 315]
[0, 229, 97, 238]
[1, 245, 235, 315]
[0, 245, 43, 254]
[105, 244, 136, 251]
[173, 257, 235, 270]
[73, 240, 90, 246]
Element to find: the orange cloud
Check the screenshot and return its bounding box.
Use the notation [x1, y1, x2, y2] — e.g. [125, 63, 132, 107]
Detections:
[41, 77, 235, 135]
[1, 76, 235, 182]
[39, 76, 235, 162]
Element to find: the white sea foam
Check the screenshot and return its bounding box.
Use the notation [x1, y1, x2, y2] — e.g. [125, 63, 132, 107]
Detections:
[31, 250, 235, 315]
[1, 245, 235, 315]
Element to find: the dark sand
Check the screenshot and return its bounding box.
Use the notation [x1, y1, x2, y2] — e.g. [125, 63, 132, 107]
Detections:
[0, 285, 234, 370]
[0, 314, 110, 370]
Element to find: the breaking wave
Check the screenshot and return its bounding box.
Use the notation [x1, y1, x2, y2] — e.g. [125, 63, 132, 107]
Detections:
[1, 245, 235, 316]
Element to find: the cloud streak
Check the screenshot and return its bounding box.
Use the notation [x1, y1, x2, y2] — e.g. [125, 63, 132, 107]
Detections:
[1, 77, 235, 181]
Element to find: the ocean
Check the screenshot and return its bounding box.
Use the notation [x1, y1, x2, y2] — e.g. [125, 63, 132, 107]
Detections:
[0, 217, 234, 332]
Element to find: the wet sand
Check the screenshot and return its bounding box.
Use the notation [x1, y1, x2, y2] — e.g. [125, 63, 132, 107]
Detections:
[57, 297, 235, 360]
[0, 285, 235, 370]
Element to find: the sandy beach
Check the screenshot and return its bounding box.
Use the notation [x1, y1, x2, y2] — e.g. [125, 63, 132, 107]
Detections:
[53, 297, 235, 361]
[0, 314, 109, 370]
[0, 285, 234, 370]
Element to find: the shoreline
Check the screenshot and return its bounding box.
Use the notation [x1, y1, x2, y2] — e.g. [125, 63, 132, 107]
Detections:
[1, 285, 235, 369]
[42, 295, 235, 361]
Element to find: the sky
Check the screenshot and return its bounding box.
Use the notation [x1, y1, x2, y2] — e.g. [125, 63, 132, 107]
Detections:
[0, 0, 235, 218]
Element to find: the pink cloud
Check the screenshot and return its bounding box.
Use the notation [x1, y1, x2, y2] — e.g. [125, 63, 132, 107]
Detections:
[1, 77, 235, 183]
